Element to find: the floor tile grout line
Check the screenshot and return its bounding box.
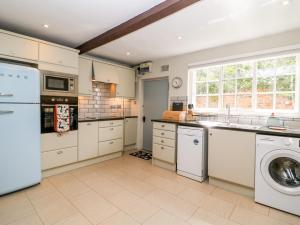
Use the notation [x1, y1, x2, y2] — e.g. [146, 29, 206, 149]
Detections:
[24, 191, 45, 225]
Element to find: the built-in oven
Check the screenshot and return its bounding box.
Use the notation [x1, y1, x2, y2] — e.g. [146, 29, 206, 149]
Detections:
[41, 71, 78, 97]
[41, 96, 78, 133]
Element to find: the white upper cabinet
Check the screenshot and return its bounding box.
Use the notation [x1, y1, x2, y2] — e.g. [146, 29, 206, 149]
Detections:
[0, 32, 38, 61]
[116, 67, 135, 98]
[79, 57, 93, 95]
[39, 42, 78, 68]
[93, 61, 119, 84]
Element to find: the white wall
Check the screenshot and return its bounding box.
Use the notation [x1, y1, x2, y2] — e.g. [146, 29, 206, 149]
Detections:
[149, 28, 300, 98]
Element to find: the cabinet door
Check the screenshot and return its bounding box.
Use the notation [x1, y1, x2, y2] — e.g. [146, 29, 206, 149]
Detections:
[93, 61, 119, 84]
[78, 58, 93, 95]
[39, 43, 78, 68]
[78, 122, 98, 160]
[208, 129, 256, 188]
[153, 144, 175, 163]
[0, 32, 38, 60]
[116, 67, 135, 98]
[124, 118, 137, 146]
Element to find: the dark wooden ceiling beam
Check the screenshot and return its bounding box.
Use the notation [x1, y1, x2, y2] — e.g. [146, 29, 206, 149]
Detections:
[77, 0, 200, 54]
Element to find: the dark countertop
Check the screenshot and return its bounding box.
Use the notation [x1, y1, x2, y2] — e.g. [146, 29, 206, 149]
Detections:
[152, 119, 300, 138]
[79, 116, 138, 123]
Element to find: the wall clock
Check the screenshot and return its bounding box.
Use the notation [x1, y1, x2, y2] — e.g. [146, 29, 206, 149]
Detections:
[171, 77, 183, 89]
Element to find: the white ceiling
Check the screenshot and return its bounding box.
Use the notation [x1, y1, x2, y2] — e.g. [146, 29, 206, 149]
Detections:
[1, 0, 300, 65]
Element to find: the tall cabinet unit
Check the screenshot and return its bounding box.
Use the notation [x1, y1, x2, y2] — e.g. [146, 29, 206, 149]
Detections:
[124, 117, 137, 146]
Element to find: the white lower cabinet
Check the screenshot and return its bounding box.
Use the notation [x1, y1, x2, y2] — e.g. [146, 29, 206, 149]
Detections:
[78, 122, 98, 161]
[41, 131, 78, 152]
[153, 143, 175, 163]
[98, 120, 124, 156]
[41, 147, 77, 170]
[208, 128, 256, 188]
[124, 118, 137, 146]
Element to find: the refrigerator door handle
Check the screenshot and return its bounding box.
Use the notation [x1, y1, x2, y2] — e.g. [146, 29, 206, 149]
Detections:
[0, 93, 14, 97]
[0, 110, 14, 115]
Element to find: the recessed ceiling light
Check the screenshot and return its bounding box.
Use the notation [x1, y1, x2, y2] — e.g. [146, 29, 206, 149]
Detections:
[282, 0, 290, 6]
[177, 36, 183, 40]
[126, 52, 131, 56]
[43, 24, 49, 28]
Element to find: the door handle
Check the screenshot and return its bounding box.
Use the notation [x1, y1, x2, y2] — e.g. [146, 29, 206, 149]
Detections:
[0, 93, 13, 97]
[143, 116, 146, 123]
[0, 110, 14, 115]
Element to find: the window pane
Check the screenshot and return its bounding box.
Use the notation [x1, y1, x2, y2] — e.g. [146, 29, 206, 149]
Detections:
[207, 67, 221, 81]
[276, 56, 296, 75]
[257, 94, 273, 109]
[208, 82, 219, 94]
[196, 96, 206, 108]
[276, 75, 295, 92]
[208, 96, 218, 108]
[257, 77, 273, 92]
[237, 62, 253, 77]
[276, 93, 295, 110]
[223, 95, 235, 108]
[196, 69, 206, 82]
[257, 59, 276, 77]
[196, 82, 207, 94]
[237, 95, 252, 109]
[223, 80, 235, 93]
[237, 78, 252, 93]
[224, 65, 237, 79]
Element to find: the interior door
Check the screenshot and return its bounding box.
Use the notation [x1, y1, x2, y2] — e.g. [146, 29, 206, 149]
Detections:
[143, 79, 168, 151]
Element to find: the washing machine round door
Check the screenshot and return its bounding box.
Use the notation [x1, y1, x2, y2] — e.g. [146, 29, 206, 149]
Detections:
[260, 149, 300, 195]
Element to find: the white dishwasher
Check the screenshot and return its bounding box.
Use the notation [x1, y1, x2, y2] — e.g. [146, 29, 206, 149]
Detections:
[177, 126, 208, 182]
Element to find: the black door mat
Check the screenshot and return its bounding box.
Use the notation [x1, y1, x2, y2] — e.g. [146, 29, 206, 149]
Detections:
[129, 151, 152, 160]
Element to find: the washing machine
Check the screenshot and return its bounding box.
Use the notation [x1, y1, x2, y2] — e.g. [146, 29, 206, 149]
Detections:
[256, 135, 300, 216]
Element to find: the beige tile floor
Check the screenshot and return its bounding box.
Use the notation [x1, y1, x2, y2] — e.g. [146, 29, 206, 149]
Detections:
[1, 154, 300, 225]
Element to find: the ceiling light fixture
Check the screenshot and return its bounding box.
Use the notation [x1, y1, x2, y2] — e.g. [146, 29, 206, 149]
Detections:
[282, 0, 290, 6]
[177, 36, 183, 40]
[126, 52, 131, 56]
[43, 24, 49, 28]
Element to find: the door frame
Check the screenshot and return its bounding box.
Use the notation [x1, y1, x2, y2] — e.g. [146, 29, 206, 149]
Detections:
[136, 76, 169, 150]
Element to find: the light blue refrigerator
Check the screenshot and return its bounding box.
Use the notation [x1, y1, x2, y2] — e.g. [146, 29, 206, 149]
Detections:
[0, 62, 41, 195]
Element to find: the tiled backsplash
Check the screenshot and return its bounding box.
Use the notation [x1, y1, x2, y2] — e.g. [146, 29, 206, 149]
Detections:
[78, 83, 133, 119]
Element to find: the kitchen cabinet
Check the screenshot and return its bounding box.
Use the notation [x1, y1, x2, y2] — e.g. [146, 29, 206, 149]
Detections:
[78, 122, 98, 161]
[124, 118, 137, 146]
[0, 32, 38, 61]
[41, 131, 78, 152]
[98, 120, 124, 156]
[208, 128, 256, 188]
[116, 67, 135, 98]
[93, 61, 119, 84]
[41, 147, 77, 170]
[78, 57, 93, 95]
[39, 42, 78, 68]
[152, 122, 176, 167]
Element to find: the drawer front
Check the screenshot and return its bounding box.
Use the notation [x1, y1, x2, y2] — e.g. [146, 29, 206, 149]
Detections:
[153, 136, 176, 147]
[0, 32, 38, 60]
[99, 126, 123, 141]
[153, 144, 175, 164]
[153, 129, 175, 139]
[41, 147, 78, 170]
[99, 139, 123, 156]
[41, 131, 77, 152]
[99, 120, 123, 128]
[153, 122, 176, 131]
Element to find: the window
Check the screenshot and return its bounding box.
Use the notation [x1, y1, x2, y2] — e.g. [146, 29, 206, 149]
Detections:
[190, 54, 299, 113]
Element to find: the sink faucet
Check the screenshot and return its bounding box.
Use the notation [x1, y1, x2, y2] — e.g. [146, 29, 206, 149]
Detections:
[226, 104, 231, 125]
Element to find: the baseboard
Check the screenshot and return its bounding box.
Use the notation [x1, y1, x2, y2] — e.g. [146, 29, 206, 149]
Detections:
[209, 177, 254, 197]
[42, 152, 122, 177]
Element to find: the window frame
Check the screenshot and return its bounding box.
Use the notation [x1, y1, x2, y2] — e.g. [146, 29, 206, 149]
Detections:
[189, 53, 300, 115]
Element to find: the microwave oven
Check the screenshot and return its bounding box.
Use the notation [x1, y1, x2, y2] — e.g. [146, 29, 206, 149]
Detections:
[41, 71, 78, 97]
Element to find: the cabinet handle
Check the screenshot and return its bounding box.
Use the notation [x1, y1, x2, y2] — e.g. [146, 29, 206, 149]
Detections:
[58, 60, 63, 64]
[57, 133, 63, 137]
[57, 151, 63, 155]
[161, 125, 165, 128]
[110, 128, 114, 131]
[109, 141, 114, 144]
[161, 133, 165, 136]
[161, 146, 164, 150]
[209, 133, 212, 136]
[161, 140, 164, 143]
[87, 123, 91, 126]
